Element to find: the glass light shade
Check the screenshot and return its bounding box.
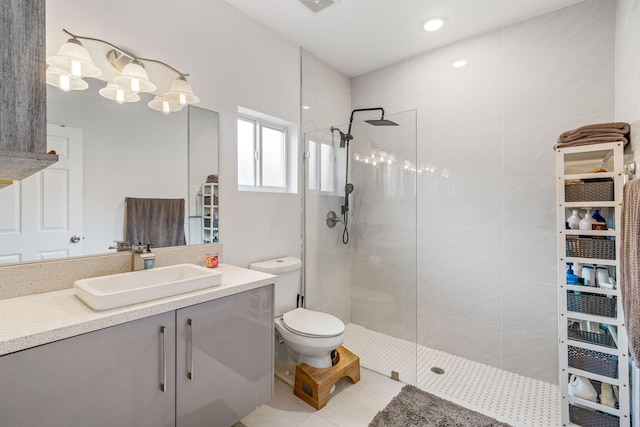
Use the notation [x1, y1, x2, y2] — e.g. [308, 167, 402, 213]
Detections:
[148, 96, 183, 114]
[164, 76, 200, 105]
[46, 66, 89, 91]
[113, 62, 156, 93]
[46, 39, 102, 78]
[98, 82, 140, 104]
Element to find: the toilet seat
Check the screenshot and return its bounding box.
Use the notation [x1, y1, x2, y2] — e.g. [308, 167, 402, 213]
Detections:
[282, 308, 345, 338]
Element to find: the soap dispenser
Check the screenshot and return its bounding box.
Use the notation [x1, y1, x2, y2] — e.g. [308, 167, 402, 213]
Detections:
[133, 243, 155, 271]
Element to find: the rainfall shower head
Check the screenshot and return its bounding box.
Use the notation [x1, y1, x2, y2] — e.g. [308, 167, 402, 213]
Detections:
[347, 107, 397, 140]
[365, 118, 399, 126]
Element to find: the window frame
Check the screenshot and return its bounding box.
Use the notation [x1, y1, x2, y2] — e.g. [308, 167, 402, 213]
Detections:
[237, 114, 288, 193]
[307, 138, 337, 195]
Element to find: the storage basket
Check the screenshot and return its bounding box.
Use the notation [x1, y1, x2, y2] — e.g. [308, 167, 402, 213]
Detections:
[568, 328, 614, 348]
[568, 346, 618, 378]
[567, 293, 617, 318]
[565, 181, 614, 202]
[566, 237, 615, 260]
[569, 405, 619, 427]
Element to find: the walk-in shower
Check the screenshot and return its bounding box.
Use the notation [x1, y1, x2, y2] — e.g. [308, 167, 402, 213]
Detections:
[328, 107, 398, 244]
[304, 109, 417, 384]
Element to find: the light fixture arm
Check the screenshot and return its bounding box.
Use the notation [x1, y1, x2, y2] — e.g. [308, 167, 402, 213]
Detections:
[62, 29, 189, 77]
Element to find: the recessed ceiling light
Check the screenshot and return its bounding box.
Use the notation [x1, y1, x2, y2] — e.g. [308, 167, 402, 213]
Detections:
[423, 18, 445, 32]
[302, 105, 311, 110]
[452, 60, 467, 68]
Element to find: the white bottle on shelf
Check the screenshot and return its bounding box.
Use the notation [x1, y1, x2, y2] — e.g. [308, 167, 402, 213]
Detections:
[567, 209, 582, 230]
[579, 208, 596, 230]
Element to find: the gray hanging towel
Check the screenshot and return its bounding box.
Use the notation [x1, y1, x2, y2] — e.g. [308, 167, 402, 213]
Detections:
[125, 197, 186, 248]
[620, 179, 640, 367]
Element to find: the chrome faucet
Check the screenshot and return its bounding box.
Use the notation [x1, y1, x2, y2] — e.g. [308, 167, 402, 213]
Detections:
[132, 243, 155, 271]
[108, 240, 131, 252]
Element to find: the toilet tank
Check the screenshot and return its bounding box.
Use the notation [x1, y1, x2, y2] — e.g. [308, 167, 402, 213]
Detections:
[249, 256, 302, 316]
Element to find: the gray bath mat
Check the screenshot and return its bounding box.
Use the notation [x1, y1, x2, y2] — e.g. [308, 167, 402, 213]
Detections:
[369, 385, 512, 426]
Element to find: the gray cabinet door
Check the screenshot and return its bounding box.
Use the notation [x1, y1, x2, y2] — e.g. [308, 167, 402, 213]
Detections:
[176, 285, 274, 427]
[0, 311, 176, 427]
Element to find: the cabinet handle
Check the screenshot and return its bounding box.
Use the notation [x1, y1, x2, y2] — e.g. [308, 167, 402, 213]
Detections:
[160, 326, 166, 392]
[188, 319, 194, 380]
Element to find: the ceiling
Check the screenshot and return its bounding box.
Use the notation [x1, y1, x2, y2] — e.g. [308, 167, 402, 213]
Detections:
[223, 0, 585, 77]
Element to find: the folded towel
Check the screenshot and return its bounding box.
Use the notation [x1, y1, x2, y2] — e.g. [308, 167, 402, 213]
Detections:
[620, 179, 640, 368]
[559, 122, 630, 142]
[554, 135, 628, 150]
[560, 131, 629, 143]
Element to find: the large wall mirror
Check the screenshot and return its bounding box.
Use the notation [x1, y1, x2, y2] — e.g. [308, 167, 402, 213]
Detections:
[0, 80, 219, 265]
[0, 7, 219, 266]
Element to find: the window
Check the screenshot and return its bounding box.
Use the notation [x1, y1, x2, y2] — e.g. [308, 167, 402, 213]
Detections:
[307, 140, 336, 193]
[237, 108, 297, 193]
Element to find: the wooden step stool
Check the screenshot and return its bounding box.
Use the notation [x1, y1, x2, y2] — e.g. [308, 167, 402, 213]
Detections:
[293, 346, 360, 410]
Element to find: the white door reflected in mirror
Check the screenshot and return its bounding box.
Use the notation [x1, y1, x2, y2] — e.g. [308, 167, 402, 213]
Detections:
[0, 125, 83, 264]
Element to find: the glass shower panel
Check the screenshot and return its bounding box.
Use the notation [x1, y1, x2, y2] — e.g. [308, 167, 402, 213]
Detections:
[303, 109, 417, 386]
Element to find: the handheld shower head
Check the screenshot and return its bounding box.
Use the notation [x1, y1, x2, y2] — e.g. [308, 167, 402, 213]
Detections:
[330, 126, 353, 148]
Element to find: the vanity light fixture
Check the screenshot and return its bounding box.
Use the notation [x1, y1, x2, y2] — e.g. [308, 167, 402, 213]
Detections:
[423, 17, 445, 32]
[148, 96, 185, 114]
[98, 83, 140, 104]
[46, 29, 200, 114]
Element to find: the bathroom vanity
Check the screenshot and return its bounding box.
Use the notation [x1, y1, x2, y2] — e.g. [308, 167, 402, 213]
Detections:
[0, 264, 274, 427]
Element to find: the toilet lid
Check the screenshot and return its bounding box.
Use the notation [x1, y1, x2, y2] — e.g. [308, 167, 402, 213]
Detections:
[282, 308, 345, 338]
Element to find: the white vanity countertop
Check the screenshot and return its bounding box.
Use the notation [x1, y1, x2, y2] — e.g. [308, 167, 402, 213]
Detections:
[0, 264, 275, 357]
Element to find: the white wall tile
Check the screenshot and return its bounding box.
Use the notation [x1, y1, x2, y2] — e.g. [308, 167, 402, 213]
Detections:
[351, 61, 407, 114]
[504, 56, 615, 127]
[503, 229, 557, 284]
[417, 310, 503, 368]
[504, 0, 615, 75]
[417, 130, 503, 180]
[503, 278, 558, 340]
[503, 175, 556, 231]
[406, 30, 504, 99]
[418, 224, 502, 276]
[417, 267, 503, 326]
[501, 330, 559, 384]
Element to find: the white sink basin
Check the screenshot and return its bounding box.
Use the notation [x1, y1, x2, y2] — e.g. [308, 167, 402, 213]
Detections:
[75, 264, 222, 310]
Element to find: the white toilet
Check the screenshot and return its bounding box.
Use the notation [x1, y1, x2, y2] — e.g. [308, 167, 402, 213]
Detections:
[249, 257, 346, 370]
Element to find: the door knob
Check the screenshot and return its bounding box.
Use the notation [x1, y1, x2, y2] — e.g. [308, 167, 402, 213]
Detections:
[70, 235, 81, 243]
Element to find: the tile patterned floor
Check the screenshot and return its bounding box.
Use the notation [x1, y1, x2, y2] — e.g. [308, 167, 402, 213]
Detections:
[236, 323, 560, 427]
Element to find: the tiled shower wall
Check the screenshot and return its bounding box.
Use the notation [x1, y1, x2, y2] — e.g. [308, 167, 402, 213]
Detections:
[301, 50, 353, 322]
[349, 0, 616, 384]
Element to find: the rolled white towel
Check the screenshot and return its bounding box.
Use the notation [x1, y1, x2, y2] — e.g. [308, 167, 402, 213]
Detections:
[600, 382, 616, 408]
[568, 375, 598, 402]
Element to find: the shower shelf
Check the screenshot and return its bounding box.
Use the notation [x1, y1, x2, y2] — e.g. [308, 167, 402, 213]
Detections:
[556, 142, 630, 427]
